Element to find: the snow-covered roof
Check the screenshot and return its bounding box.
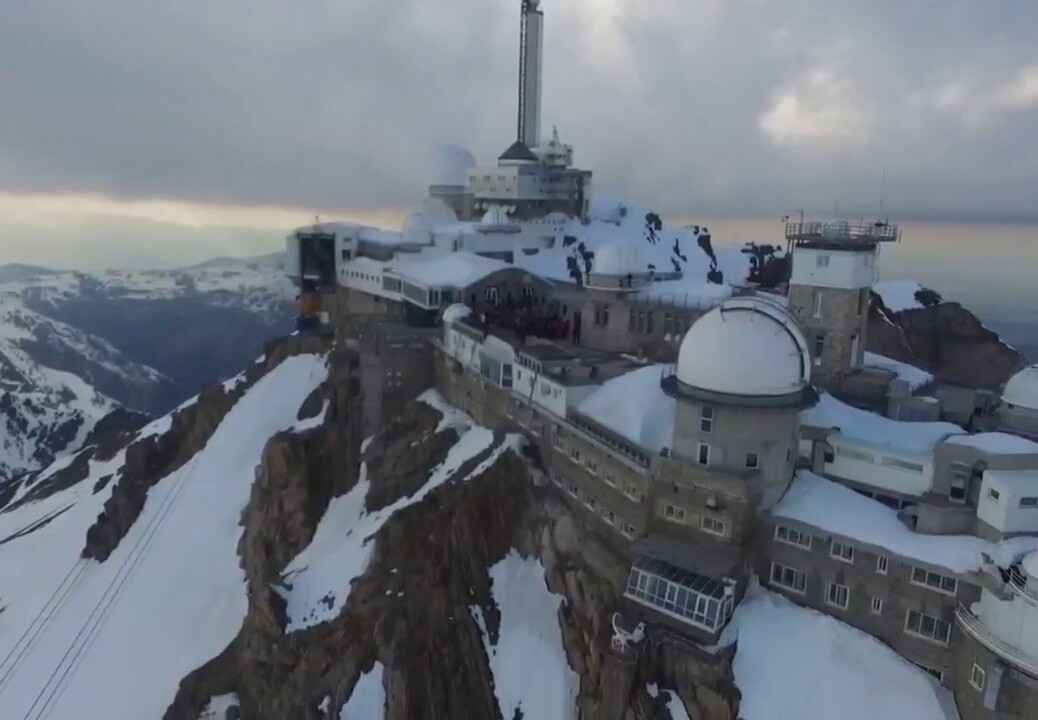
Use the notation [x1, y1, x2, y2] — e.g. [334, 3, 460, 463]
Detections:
[862, 352, 933, 391]
[592, 240, 643, 277]
[576, 365, 675, 453]
[803, 393, 962, 455]
[774, 471, 1038, 573]
[635, 276, 733, 309]
[431, 144, 476, 187]
[676, 297, 810, 397]
[392, 251, 511, 289]
[1003, 364, 1038, 411]
[725, 589, 952, 720]
[945, 432, 1038, 455]
[873, 280, 926, 313]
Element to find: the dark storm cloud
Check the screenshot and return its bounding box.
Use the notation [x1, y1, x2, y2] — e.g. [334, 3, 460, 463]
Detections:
[1, 0, 1037, 219]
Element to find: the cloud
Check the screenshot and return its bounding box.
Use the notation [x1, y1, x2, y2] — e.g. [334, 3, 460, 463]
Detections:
[0, 0, 1036, 228]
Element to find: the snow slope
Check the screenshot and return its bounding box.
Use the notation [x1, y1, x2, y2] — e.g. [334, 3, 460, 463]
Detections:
[725, 589, 949, 720]
[0, 353, 327, 720]
[646, 683, 691, 720]
[473, 551, 579, 720]
[280, 391, 520, 631]
[339, 662, 386, 719]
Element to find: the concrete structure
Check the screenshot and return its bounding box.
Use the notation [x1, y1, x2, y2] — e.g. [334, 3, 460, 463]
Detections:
[786, 220, 898, 387]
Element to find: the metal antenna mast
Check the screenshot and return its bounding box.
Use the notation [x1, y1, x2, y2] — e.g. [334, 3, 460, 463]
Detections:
[517, 0, 532, 143]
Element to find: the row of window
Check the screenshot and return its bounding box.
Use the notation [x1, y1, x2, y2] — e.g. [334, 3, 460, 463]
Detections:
[659, 501, 727, 537]
[562, 442, 643, 502]
[769, 563, 953, 645]
[555, 474, 637, 538]
[625, 567, 734, 632]
[772, 526, 959, 596]
[987, 486, 1038, 508]
[829, 445, 925, 474]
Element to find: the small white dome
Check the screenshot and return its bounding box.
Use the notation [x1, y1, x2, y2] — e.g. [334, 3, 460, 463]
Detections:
[481, 206, 512, 225]
[593, 240, 643, 276]
[676, 297, 811, 396]
[442, 303, 471, 325]
[402, 211, 434, 245]
[1003, 365, 1038, 411]
[421, 197, 459, 227]
[431, 145, 476, 187]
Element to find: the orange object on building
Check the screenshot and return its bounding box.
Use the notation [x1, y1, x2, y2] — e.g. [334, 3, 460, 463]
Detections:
[299, 291, 321, 318]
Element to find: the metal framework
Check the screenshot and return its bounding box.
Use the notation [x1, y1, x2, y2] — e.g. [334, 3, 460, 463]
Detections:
[517, 1, 537, 143]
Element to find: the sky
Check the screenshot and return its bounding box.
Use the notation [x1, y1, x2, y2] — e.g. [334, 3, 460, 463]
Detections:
[1, 0, 1037, 268]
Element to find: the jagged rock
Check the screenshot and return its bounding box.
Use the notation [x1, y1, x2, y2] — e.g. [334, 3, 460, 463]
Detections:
[868, 297, 1026, 389]
[81, 334, 331, 563]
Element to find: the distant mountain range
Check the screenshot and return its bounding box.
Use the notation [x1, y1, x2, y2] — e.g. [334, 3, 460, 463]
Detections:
[0, 254, 294, 480]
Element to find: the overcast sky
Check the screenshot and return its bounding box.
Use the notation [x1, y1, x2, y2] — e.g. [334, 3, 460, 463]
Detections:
[1, 0, 1037, 268]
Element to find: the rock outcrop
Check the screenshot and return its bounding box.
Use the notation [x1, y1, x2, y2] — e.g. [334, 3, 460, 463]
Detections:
[868, 294, 1026, 390]
[164, 393, 739, 720]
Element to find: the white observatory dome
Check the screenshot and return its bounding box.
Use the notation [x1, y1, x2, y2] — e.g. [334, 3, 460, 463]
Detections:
[1023, 550, 1038, 582]
[402, 211, 435, 246]
[431, 145, 476, 187]
[442, 303, 472, 325]
[421, 197, 459, 227]
[592, 240, 643, 276]
[676, 297, 811, 397]
[1003, 365, 1038, 411]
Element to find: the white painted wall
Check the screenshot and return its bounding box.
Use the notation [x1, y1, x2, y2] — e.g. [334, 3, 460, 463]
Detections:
[284, 234, 300, 281]
[790, 246, 877, 290]
[822, 436, 934, 496]
[978, 471, 1038, 534]
[338, 258, 397, 300]
[977, 589, 1038, 660]
[532, 375, 568, 417]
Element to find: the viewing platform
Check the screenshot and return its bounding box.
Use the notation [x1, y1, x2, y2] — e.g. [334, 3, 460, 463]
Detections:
[785, 220, 901, 248]
[956, 604, 1038, 678]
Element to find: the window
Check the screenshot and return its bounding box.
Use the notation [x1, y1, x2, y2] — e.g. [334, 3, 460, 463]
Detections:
[950, 476, 968, 504]
[745, 453, 760, 469]
[661, 503, 687, 523]
[700, 406, 714, 433]
[697, 443, 710, 466]
[914, 663, 944, 683]
[603, 472, 616, 488]
[911, 567, 958, 596]
[830, 541, 855, 564]
[1021, 497, 1038, 508]
[816, 254, 831, 268]
[570, 448, 581, 463]
[826, 582, 850, 610]
[813, 334, 825, 357]
[584, 459, 598, 476]
[812, 292, 823, 318]
[989, 488, 1001, 501]
[775, 525, 813, 550]
[700, 514, 726, 537]
[871, 597, 884, 614]
[881, 457, 925, 473]
[485, 286, 500, 305]
[838, 446, 875, 463]
[970, 662, 986, 692]
[905, 610, 951, 645]
[624, 482, 641, 502]
[770, 562, 806, 594]
[646, 312, 654, 333]
[621, 522, 637, 539]
[876, 555, 889, 575]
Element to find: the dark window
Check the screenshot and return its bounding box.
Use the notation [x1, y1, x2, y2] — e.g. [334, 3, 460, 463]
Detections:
[746, 453, 759, 469]
[813, 334, 825, 357]
[697, 443, 710, 465]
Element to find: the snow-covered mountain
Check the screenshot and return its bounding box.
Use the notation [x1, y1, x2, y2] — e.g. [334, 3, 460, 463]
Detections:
[0, 256, 294, 481]
[0, 335, 955, 719]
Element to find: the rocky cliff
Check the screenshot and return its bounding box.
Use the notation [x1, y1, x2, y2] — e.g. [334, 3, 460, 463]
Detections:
[868, 292, 1027, 390]
[162, 387, 738, 720]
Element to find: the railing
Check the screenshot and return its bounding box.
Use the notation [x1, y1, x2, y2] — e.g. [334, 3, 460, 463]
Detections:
[784, 220, 900, 244]
[1007, 565, 1038, 606]
[956, 604, 1038, 678]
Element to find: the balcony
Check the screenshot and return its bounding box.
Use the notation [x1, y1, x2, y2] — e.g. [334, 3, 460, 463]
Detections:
[956, 604, 1038, 678]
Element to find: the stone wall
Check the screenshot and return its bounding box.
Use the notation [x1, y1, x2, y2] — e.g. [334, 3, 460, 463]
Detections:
[758, 516, 982, 683]
[951, 630, 1038, 719]
[789, 284, 868, 387]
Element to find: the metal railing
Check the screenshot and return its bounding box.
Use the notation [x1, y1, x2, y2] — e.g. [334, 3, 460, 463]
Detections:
[956, 604, 1038, 678]
[1007, 565, 1038, 606]
[784, 220, 900, 244]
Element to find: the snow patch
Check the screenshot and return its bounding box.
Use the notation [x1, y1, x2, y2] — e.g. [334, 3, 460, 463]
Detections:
[576, 365, 674, 453]
[646, 683, 691, 720]
[0, 354, 328, 719]
[724, 589, 949, 720]
[803, 392, 963, 454]
[862, 352, 933, 391]
[475, 551, 579, 720]
[774, 471, 1038, 574]
[339, 662, 385, 719]
[280, 397, 508, 631]
[199, 693, 240, 719]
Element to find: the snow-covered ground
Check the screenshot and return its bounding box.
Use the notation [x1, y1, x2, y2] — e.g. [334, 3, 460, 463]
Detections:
[863, 352, 934, 391]
[472, 551, 579, 720]
[874, 280, 927, 313]
[725, 588, 951, 720]
[646, 683, 691, 720]
[339, 662, 386, 719]
[280, 391, 520, 631]
[0, 353, 327, 719]
[774, 471, 1038, 573]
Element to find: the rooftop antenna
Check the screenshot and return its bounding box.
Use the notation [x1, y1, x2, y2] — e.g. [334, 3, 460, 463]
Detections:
[879, 167, 888, 219]
[517, 0, 544, 147]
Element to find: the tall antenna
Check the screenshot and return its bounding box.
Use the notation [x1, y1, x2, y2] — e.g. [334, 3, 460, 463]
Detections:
[517, 1, 530, 143]
[879, 167, 888, 218]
